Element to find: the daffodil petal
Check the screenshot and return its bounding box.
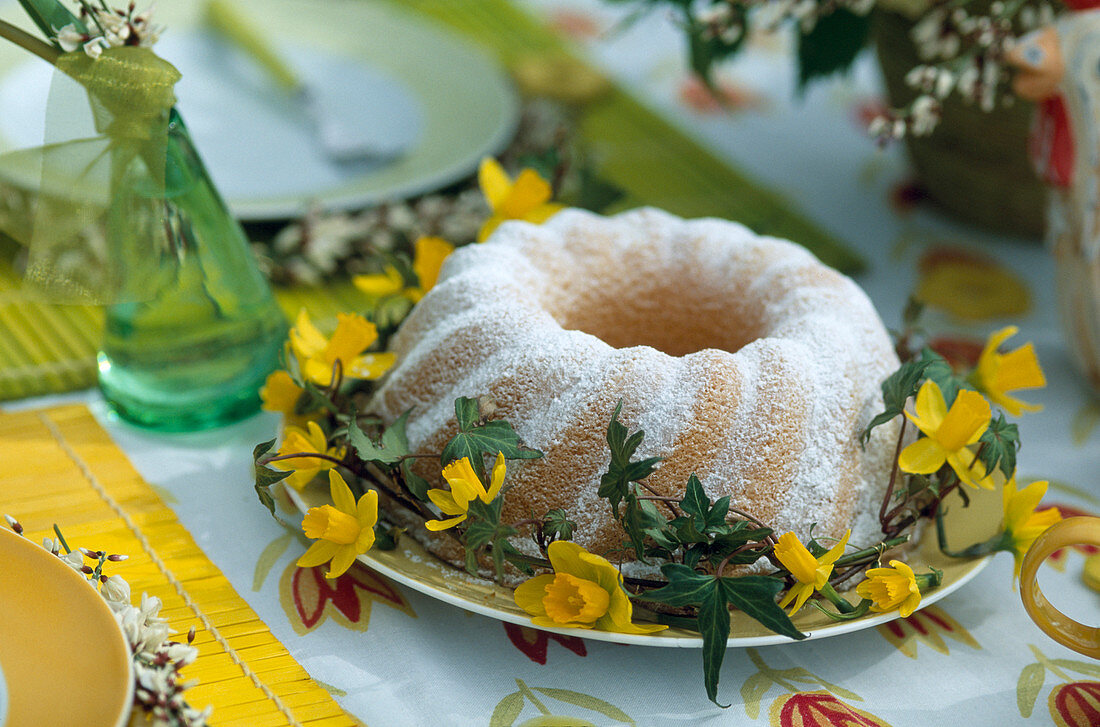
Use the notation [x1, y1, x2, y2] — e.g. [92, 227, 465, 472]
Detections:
[478, 157, 511, 210]
[412, 236, 454, 293]
[326, 546, 358, 579]
[486, 452, 506, 502]
[774, 532, 819, 584]
[525, 202, 564, 224]
[424, 515, 466, 531]
[937, 389, 990, 451]
[296, 539, 340, 568]
[327, 470, 354, 514]
[914, 379, 948, 433]
[326, 314, 379, 368]
[898, 437, 947, 474]
[997, 344, 1046, 391]
[477, 216, 503, 243]
[820, 530, 851, 566]
[427, 488, 464, 516]
[502, 169, 554, 217]
[352, 266, 405, 297]
[357, 489, 379, 528]
[290, 309, 327, 360]
[514, 574, 555, 617]
[346, 353, 396, 380]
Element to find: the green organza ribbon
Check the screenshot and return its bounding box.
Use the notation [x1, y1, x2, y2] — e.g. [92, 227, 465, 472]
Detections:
[1, 45, 182, 303]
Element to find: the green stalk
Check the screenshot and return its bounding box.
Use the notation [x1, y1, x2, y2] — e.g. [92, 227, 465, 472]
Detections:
[0, 18, 59, 64]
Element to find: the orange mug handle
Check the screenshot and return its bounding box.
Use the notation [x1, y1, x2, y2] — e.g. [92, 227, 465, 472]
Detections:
[1019, 517, 1100, 658]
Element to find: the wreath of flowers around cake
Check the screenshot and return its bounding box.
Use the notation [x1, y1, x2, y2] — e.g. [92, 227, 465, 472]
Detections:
[252, 161, 1058, 706]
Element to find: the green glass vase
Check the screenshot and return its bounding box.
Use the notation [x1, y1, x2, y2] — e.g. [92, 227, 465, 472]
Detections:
[96, 109, 287, 431]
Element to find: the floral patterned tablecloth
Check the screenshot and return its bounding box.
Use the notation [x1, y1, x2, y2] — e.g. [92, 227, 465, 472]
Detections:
[6, 2, 1100, 726]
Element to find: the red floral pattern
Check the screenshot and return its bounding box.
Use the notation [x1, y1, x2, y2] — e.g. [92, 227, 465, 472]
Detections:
[503, 623, 587, 664]
[877, 605, 979, 658]
[770, 692, 892, 727]
[1043, 504, 1098, 570]
[1050, 681, 1100, 727]
[280, 561, 415, 634]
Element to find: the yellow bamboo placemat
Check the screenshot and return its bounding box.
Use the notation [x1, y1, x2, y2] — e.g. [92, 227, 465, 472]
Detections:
[0, 404, 359, 727]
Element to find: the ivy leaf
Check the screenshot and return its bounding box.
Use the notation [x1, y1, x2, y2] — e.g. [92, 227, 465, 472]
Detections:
[719, 576, 806, 642]
[797, 8, 870, 89]
[641, 563, 718, 606]
[706, 495, 731, 530]
[979, 413, 1019, 478]
[542, 509, 577, 541]
[454, 396, 481, 431]
[253, 439, 289, 519]
[861, 353, 936, 445]
[598, 401, 662, 515]
[697, 582, 732, 707]
[680, 474, 710, 531]
[400, 459, 430, 502]
[347, 409, 406, 466]
[921, 348, 970, 406]
[441, 420, 543, 476]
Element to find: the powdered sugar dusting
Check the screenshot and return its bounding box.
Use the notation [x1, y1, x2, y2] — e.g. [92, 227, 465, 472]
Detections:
[373, 208, 902, 563]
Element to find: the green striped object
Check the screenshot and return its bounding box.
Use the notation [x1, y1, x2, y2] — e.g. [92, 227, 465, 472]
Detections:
[0, 0, 858, 402]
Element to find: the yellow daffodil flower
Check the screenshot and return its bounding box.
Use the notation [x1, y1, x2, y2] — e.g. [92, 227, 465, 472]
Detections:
[260, 369, 303, 417]
[352, 236, 455, 303]
[855, 560, 923, 617]
[774, 530, 850, 615]
[1003, 478, 1062, 582]
[424, 453, 506, 531]
[271, 421, 344, 491]
[297, 470, 378, 579]
[514, 540, 667, 634]
[352, 265, 404, 297]
[289, 309, 395, 386]
[972, 326, 1046, 416]
[477, 157, 563, 242]
[898, 380, 993, 489]
[409, 236, 453, 302]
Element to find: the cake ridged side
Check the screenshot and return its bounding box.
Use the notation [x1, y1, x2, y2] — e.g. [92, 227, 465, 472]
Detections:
[373, 208, 902, 569]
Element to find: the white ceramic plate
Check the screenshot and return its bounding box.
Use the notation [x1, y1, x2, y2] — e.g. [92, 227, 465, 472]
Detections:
[0, 527, 132, 727]
[287, 483, 997, 648]
[0, 0, 518, 220]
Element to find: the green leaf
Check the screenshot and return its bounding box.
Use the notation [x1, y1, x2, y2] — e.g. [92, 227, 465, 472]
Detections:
[706, 495, 731, 530]
[796, 8, 869, 89]
[373, 524, 399, 551]
[922, 348, 970, 406]
[979, 413, 1019, 479]
[442, 420, 542, 476]
[401, 459, 430, 502]
[465, 520, 496, 551]
[532, 687, 635, 724]
[489, 691, 524, 727]
[454, 397, 481, 431]
[861, 353, 936, 445]
[16, 0, 84, 42]
[252, 439, 289, 519]
[641, 564, 718, 606]
[740, 671, 773, 720]
[680, 474, 710, 530]
[572, 168, 625, 213]
[381, 409, 412, 458]
[697, 579, 732, 707]
[348, 412, 404, 466]
[542, 508, 577, 541]
[719, 576, 806, 641]
[1016, 662, 1045, 718]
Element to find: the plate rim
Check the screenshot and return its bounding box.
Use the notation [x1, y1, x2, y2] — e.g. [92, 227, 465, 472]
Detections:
[285, 484, 995, 648]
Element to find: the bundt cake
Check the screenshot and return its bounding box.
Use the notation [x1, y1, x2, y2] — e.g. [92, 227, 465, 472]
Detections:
[371, 208, 902, 573]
